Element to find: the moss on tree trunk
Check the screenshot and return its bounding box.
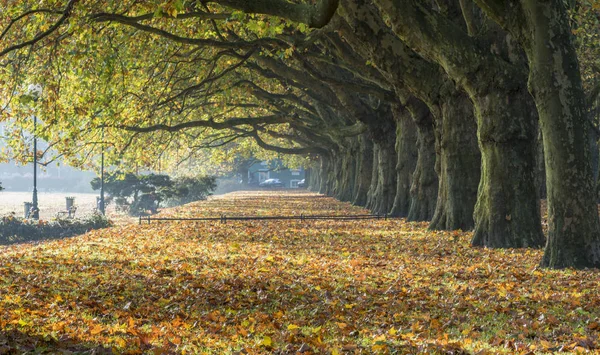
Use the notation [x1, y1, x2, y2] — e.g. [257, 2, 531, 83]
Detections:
[390, 105, 418, 217]
[519, 0, 600, 267]
[471, 88, 544, 248]
[429, 93, 480, 230]
[352, 134, 373, 207]
[407, 108, 438, 222]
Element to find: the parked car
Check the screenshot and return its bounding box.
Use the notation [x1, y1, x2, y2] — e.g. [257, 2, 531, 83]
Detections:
[297, 179, 307, 188]
[259, 178, 284, 188]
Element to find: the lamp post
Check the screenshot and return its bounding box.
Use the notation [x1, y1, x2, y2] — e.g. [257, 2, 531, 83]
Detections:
[99, 126, 105, 215]
[27, 84, 42, 220]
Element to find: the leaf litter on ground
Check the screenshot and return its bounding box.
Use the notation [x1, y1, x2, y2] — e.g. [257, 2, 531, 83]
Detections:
[0, 191, 598, 354]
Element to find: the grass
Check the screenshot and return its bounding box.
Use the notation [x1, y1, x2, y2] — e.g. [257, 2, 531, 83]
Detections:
[0, 191, 598, 354]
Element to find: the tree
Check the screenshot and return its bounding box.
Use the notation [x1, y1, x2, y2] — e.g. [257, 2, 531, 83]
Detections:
[91, 173, 175, 215]
[2, 0, 600, 268]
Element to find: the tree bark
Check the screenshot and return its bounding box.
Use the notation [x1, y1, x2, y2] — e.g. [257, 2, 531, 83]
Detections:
[335, 140, 357, 202]
[519, 0, 600, 267]
[471, 0, 600, 267]
[406, 104, 438, 221]
[318, 157, 331, 195]
[372, 0, 544, 247]
[352, 134, 373, 207]
[471, 87, 544, 248]
[429, 92, 480, 230]
[535, 128, 547, 200]
[390, 104, 418, 217]
[366, 145, 379, 210]
[371, 139, 397, 215]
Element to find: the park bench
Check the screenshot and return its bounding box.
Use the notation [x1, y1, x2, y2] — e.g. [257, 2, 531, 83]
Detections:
[55, 197, 77, 219]
[55, 206, 77, 219]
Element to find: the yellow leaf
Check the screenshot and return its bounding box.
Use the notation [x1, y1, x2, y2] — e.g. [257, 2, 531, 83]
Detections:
[261, 335, 272, 347]
[389, 327, 397, 335]
[265, 256, 274, 262]
[312, 326, 322, 334]
[114, 337, 126, 347]
[90, 324, 103, 335]
[287, 324, 299, 331]
[540, 340, 552, 349]
[332, 349, 340, 355]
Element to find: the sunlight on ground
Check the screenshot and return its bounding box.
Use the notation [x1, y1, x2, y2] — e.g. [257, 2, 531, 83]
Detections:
[0, 191, 598, 354]
[0, 192, 100, 220]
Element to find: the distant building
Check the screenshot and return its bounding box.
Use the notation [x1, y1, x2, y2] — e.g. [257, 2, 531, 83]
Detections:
[248, 160, 305, 188]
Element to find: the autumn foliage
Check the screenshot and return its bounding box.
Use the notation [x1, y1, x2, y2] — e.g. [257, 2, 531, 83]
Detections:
[0, 191, 599, 354]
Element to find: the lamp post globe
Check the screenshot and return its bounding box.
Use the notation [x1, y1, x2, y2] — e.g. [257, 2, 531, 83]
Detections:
[26, 83, 42, 219]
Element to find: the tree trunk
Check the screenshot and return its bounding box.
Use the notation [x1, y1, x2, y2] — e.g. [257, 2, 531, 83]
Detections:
[471, 87, 545, 248]
[366, 145, 379, 210]
[368, 0, 546, 248]
[352, 134, 373, 207]
[406, 105, 438, 221]
[371, 140, 397, 215]
[390, 105, 418, 217]
[429, 93, 480, 230]
[519, 0, 600, 268]
[336, 141, 357, 202]
[536, 128, 547, 200]
[318, 157, 330, 195]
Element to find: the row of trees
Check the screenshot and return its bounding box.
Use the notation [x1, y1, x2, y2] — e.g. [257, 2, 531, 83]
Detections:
[0, 0, 599, 268]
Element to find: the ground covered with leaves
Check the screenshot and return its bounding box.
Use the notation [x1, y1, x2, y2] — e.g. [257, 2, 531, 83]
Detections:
[0, 191, 599, 354]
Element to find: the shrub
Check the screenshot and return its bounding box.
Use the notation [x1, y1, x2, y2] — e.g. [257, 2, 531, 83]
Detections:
[91, 173, 216, 215]
[91, 173, 175, 216]
[0, 213, 113, 245]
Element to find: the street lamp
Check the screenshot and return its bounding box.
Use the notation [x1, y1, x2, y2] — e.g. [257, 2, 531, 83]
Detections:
[27, 83, 42, 219]
[99, 126, 105, 215]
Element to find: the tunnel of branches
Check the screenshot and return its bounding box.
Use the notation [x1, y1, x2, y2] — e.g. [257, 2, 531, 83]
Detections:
[2, 0, 600, 269]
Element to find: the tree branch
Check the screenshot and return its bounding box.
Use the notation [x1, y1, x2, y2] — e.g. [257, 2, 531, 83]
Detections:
[110, 115, 288, 133]
[212, 0, 339, 28]
[0, 0, 78, 57]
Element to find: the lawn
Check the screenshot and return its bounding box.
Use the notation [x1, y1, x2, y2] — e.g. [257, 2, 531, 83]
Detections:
[0, 191, 598, 354]
[0, 192, 100, 221]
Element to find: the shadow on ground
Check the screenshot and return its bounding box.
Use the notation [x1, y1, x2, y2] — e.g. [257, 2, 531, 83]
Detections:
[0, 329, 112, 354]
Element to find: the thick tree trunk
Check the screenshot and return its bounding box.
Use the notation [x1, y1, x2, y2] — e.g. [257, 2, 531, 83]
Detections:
[536, 129, 547, 200]
[335, 141, 357, 202]
[369, 0, 545, 248]
[371, 140, 397, 215]
[390, 105, 418, 217]
[352, 134, 373, 207]
[429, 93, 480, 230]
[407, 107, 438, 222]
[309, 164, 320, 192]
[366, 145, 379, 210]
[318, 158, 331, 195]
[471, 87, 545, 248]
[519, 0, 600, 268]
